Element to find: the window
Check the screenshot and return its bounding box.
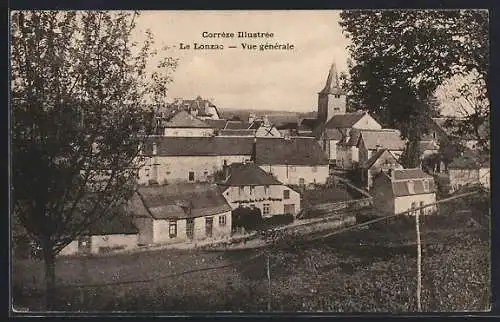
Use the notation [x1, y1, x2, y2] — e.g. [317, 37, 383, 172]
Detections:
[284, 204, 296, 215]
[283, 190, 290, 200]
[219, 215, 226, 226]
[423, 179, 430, 192]
[205, 217, 213, 237]
[432, 132, 436, 139]
[169, 220, 177, 238]
[152, 143, 158, 155]
[312, 166, 318, 173]
[420, 201, 424, 216]
[264, 185, 269, 195]
[188, 171, 195, 182]
[250, 186, 255, 195]
[186, 219, 194, 239]
[411, 202, 416, 216]
[335, 94, 340, 98]
[407, 180, 415, 194]
[238, 186, 244, 196]
[263, 204, 270, 216]
[299, 178, 305, 185]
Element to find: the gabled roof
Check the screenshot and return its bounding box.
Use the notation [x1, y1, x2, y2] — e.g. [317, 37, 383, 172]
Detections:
[392, 168, 433, 180]
[323, 111, 368, 129]
[145, 137, 254, 156]
[255, 137, 329, 166]
[169, 96, 221, 119]
[357, 129, 406, 151]
[165, 110, 211, 128]
[224, 121, 251, 130]
[205, 119, 227, 130]
[221, 162, 282, 186]
[374, 168, 436, 197]
[361, 149, 400, 169]
[129, 183, 231, 220]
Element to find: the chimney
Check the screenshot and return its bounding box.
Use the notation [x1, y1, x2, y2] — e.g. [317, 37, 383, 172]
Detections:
[251, 136, 257, 161]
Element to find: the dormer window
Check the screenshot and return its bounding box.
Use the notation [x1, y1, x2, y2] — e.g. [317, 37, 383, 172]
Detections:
[423, 179, 430, 192]
[407, 180, 415, 194]
[152, 143, 158, 156]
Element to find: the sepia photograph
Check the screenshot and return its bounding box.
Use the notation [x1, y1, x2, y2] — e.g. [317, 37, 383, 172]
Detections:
[10, 9, 491, 313]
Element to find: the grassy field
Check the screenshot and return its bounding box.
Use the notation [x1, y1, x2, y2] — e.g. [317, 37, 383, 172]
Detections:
[12, 210, 490, 312]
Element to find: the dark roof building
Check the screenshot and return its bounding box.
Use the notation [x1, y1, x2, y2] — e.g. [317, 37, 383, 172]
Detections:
[144, 137, 254, 156]
[255, 137, 329, 166]
[220, 162, 282, 186]
[165, 110, 211, 128]
[129, 183, 231, 220]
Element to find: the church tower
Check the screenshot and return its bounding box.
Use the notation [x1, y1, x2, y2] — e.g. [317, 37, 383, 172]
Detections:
[317, 62, 347, 123]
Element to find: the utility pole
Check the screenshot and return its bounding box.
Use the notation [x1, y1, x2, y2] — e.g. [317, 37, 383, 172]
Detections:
[267, 253, 271, 312]
[415, 208, 422, 312]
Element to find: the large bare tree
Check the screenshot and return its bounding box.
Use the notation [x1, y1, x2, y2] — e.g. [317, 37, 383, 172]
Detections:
[11, 11, 176, 308]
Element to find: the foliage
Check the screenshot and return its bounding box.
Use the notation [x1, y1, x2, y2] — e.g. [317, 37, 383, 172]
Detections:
[339, 10, 489, 167]
[261, 214, 295, 229]
[11, 10, 177, 307]
[231, 206, 264, 232]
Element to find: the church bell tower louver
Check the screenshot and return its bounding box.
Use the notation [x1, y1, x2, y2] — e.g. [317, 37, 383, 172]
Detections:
[317, 62, 347, 123]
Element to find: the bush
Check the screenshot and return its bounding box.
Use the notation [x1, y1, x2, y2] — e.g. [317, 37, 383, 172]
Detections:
[261, 214, 294, 229]
[231, 206, 263, 232]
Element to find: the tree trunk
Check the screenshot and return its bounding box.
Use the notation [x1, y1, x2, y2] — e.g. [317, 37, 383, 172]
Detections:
[43, 249, 56, 310]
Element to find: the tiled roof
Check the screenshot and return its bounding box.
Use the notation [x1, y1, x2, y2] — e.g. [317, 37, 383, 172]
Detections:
[392, 179, 437, 197]
[165, 110, 211, 128]
[205, 119, 227, 129]
[319, 62, 346, 95]
[323, 112, 367, 129]
[312, 123, 343, 140]
[393, 168, 433, 180]
[145, 137, 254, 156]
[130, 183, 232, 220]
[360, 149, 400, 169]
[299, 118, 320, 131]
[358, 129, 406, 150]
[225, 121, 251, 130]
[255, 137, 329, 166]
[221, 162, 282, 186]
[218, 129, 257, 137]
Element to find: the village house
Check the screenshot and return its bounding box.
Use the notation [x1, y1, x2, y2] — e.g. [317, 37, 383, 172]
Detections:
[448, 150, 490, 193]
[218, 162, 301, 217]
[356, 129, 406, 166]
[370, 168, 437, 216]
[169, 96, 222, 120]
[337, 128, 403, 170]
[360, 149, 404, 190]
[59, 215, 139, 256]
[254, 137, 330, 185]
[128, 183, 232, 246]
[162, 110, 215, 137]
[138, 136, 254, 185]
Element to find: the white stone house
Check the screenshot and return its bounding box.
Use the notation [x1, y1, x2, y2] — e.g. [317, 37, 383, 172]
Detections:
[138, 136, 254, 185]
[356, 129, 406, 166]
[218, 162, 301, 217]
[370, 168, 437, 216]
[128, 183, 232, 246]
[59, 215, 139, 256]
[448, 150, 490, 192]
[163, 110, 215, 137]
[254, 137, 330, 185]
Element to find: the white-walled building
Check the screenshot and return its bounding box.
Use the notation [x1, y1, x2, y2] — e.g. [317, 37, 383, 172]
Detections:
[448, 150, 490, 192]
[163, 110, 215, 137]
[219, 162, 301, 217]
[59, 216, 139, 256]
[370, 168, 437, 216]
[254, 137, 330, 185]
[360, 149, 404, 190]
[128, 183, 232, 246]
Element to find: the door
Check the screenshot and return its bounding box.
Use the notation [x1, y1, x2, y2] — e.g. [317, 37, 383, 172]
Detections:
[186, 218, 195, 240]
[205, 217, 213, 237]
[78, 236, 92, 254]
[284, 204, 296, 216]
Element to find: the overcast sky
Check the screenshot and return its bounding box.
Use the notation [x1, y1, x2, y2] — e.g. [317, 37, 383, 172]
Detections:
[133, 11, 349, 113]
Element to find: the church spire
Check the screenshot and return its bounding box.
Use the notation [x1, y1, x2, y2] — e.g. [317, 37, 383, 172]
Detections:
[320, 62, 343, 95]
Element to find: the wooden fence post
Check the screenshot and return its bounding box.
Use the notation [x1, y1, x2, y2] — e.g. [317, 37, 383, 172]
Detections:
[267, 254, 271, 312]
[416, 208, 422, 312]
